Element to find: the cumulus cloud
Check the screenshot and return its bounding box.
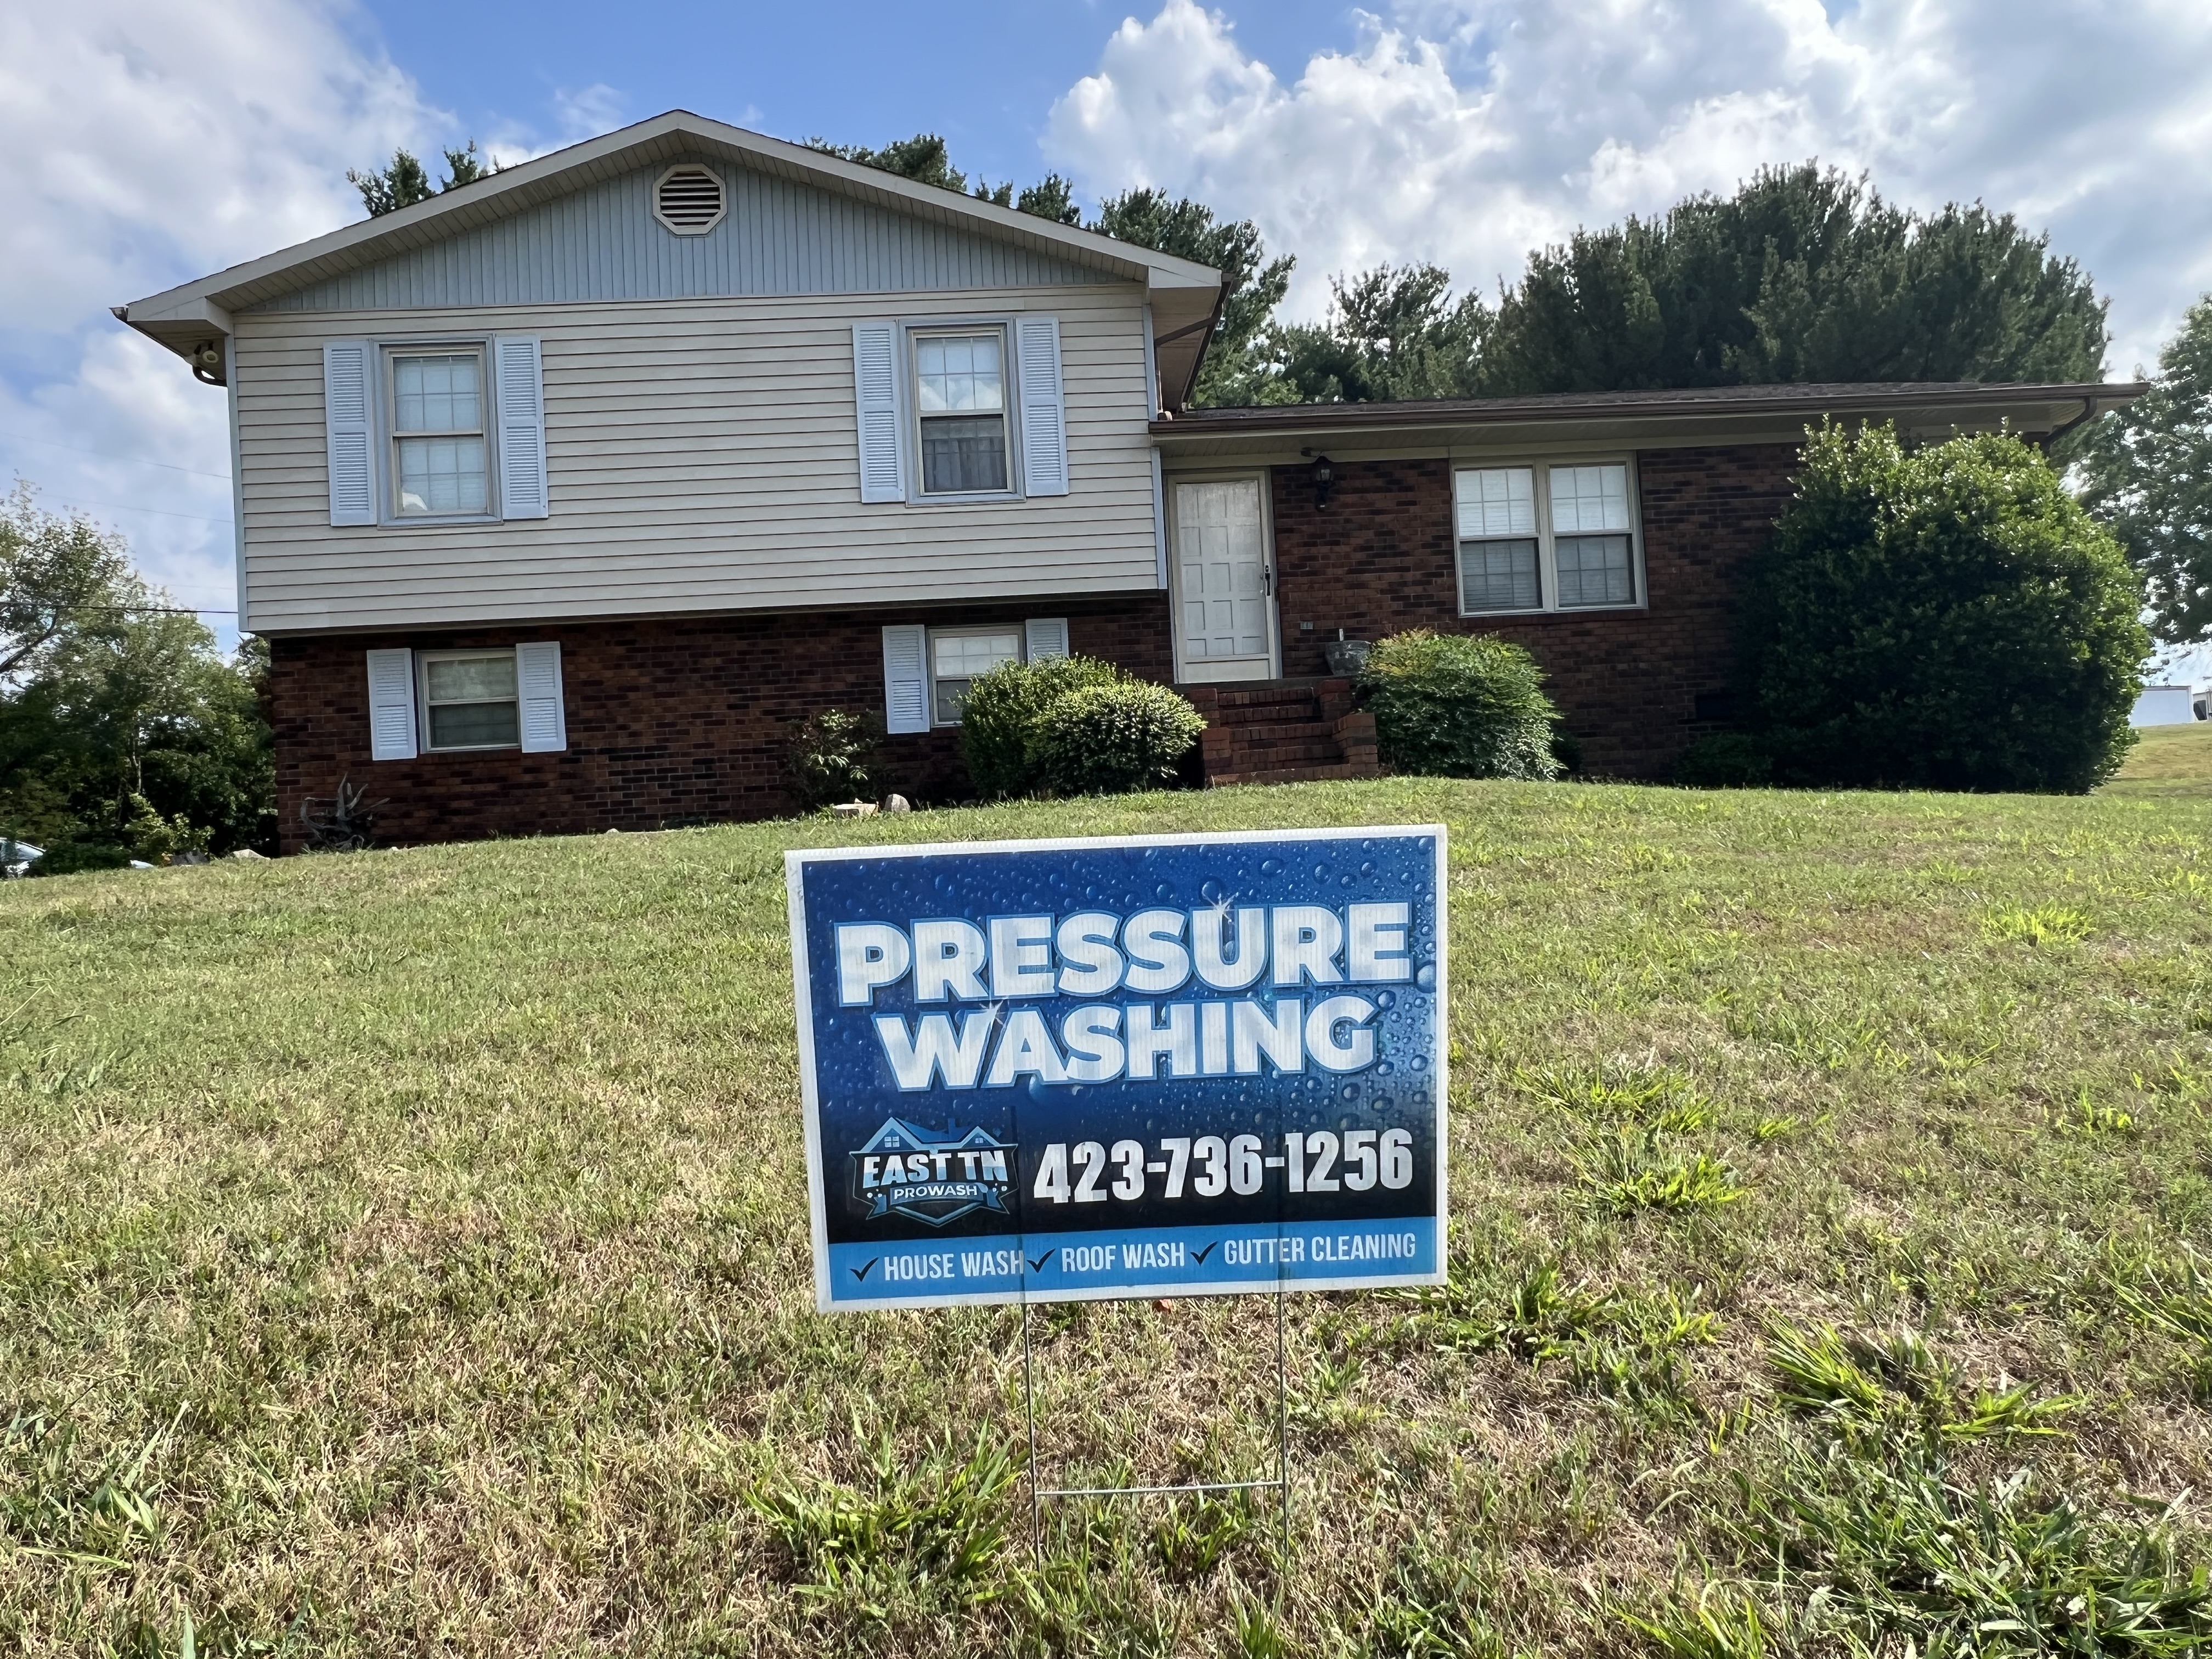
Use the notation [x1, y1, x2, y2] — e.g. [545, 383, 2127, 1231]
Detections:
[1047, 0, 2212, 375]
[0, 0, 450, 623]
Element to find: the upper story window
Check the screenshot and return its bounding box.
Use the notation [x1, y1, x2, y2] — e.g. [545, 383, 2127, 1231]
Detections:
[1453, 460, 1642, 616]
[914, 330, 1011, 495]
[391, 349, 489, 517]
[420, 648, 519, 751]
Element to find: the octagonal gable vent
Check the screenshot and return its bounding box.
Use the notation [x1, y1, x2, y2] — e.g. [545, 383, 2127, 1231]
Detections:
[654, 166, 727, 235]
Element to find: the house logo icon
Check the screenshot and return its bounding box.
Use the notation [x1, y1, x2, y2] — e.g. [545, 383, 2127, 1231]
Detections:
[850, 1119, 1015, 1227]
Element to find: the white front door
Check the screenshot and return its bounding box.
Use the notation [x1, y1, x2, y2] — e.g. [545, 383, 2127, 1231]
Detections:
[1173, 477, 1278, 683]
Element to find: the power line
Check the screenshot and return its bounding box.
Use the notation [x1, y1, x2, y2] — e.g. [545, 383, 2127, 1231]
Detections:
[53, 498, 234, 526]
[1, 429, 233, 483]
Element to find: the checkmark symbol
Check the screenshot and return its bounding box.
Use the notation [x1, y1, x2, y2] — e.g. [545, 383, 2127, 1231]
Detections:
[1192, 1242, 1218, 1264]
[1028, 1250, 1054, 1272]
[851, 1258, 879, 1282]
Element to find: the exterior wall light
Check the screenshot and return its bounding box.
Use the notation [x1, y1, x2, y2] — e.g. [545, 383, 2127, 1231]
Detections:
[1311, 454, 1335, 509]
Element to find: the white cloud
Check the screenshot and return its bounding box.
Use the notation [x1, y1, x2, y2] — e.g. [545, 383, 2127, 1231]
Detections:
[0, 0, 453, 629]
[1047, 0, 2212, 375]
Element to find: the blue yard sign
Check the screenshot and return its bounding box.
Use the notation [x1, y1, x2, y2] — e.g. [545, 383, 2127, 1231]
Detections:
[786, 826, 1448, 1311]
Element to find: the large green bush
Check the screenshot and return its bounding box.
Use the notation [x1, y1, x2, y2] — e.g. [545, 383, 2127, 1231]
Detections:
[1747, 424, 2148, 793]
[1356, 629, 1561, 780]
[959, 654, 1120, 798]
[1024, 680, 1206, 797]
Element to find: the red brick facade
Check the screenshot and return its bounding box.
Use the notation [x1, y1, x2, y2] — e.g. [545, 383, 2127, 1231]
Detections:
[1266, 444, 1799, 777]
[269, 445, 1797, 849]
[271, 596, 1171, 852]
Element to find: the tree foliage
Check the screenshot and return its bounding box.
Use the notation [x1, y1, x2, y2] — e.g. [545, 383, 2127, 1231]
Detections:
[812, 134, 1291, 407]
[1475, 166, 2107, 397]
[1267, 264, 1485, 404]
[2076, 295, 2212, 644]
[349, 141, 498, 218]
[1, 487, 272, 859]
[1745, 424, 2146, 794]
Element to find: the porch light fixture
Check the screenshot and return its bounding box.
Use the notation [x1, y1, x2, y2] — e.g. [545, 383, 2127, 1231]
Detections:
[1310, 454, 1335, 509]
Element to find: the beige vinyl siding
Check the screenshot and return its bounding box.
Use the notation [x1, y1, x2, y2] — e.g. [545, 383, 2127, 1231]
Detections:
[233, 285, 1158, 631]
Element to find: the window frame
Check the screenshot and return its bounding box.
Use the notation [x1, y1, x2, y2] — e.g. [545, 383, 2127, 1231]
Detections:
[926, 625, 1028, 727]
[905, 319, 1024, 505]
[380, 338, 501, 525]
[1449, 454, 1646, 619]
[415, 646, 523, 754]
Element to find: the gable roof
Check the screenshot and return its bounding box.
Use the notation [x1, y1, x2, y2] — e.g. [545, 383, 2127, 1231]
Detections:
[116, 110, 1224, 400]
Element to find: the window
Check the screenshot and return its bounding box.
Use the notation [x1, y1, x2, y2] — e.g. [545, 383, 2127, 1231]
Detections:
[914, 330, 1010, 494]
[390, 349, 489, 517]
[420, 650, 519, 751]
[1453, 460, 1641, 615]
[931, 629, 1023, 725]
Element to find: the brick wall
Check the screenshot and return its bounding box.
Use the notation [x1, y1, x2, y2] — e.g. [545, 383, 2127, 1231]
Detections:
[272, 595, 1171, 851]
[1266, 445, 1800, 777]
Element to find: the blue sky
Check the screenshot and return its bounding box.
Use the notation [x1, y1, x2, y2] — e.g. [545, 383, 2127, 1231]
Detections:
[5, 1, 2211, 677]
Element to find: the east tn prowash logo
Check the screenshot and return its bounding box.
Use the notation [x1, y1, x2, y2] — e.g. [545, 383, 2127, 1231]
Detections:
[850, 1119, 1014, 1227]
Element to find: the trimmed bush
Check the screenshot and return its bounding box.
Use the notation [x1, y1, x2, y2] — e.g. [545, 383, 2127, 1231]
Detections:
[959, 654, 1120, 799]
[1356, 629, 1561, 780]
[1024, 680, 1205, 798]
[781, 708, 879, 813]
[1748, 423, 2148, 793]
[1672, 732, 1774, 788]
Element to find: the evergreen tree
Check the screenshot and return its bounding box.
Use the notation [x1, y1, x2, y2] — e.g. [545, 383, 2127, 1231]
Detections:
[1091, 188, 1293, 407]
[349, 140, 500, 218]
[1267, 264, 1484, 403]
[2078, 296, 2212, 644]
[1475, 165, 2107, 396]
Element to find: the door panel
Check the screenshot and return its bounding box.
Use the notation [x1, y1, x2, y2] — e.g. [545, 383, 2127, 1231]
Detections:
[1174, 478, 1276, 681]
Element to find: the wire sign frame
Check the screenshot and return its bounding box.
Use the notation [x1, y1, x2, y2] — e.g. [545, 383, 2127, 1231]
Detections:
[784, 826, 1449, 1556]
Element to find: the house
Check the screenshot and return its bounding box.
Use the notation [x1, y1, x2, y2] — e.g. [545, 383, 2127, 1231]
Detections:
[115, 111, 2144, 850]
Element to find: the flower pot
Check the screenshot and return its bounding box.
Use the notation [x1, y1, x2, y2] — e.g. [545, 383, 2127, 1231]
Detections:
[1323, 638, 1372, 676]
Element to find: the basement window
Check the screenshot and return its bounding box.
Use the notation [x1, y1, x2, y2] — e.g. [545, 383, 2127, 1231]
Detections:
[419, 649, 520, 751]
[931, 629, 1023, 725]
[1453, 460, 1643, 616]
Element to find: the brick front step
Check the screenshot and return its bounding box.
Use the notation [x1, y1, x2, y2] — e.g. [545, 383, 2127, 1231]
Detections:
[1183, 676, 1383, 789]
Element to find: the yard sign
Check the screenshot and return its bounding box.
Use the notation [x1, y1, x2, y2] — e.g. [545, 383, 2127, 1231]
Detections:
[786, 826, 1448, 1311]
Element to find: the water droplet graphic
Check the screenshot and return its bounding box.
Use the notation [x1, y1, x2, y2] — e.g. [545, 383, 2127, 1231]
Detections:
[1414, 963, 1437, 991]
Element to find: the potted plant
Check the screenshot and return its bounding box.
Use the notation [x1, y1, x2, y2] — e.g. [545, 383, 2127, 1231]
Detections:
[1323, 629, 1370, 676]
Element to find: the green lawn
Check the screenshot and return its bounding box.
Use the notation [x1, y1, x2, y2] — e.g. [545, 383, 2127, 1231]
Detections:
[4, 778, 2211, 1657]
[2108, 720, 2212, 799]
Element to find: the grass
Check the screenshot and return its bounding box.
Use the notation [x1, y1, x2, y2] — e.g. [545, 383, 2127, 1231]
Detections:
[2105, 721, 2212, 799]
[4, 773, 2211, 1655]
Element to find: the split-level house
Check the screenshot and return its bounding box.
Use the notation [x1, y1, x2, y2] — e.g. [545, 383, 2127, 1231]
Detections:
[116, 111, 2141, 850]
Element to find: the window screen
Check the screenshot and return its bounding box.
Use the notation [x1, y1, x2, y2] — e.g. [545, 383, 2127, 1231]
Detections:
[422, 652, 519, 750]
[931, 630, 1022, 724]
[1455, 467, 1542, 612]
[391, 352, 488, 516]
[916, 333, 1010, 494]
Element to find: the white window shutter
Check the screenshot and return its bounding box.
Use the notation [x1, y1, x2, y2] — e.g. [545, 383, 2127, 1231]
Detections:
[1024, 618, 1069, 662]
[365, 648, 417, 761]
[1016, 316, 1069, 496]
[882, 624, 929, 735]
[494, 336, 549, 520]
[516, 641, 567, 752]
[853, 323, 906, 503]
[324, 341, 376, 526]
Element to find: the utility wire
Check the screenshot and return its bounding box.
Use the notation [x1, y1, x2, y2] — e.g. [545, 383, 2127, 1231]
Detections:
[52, 499, 234, 526]
[1, 429, 233, 483]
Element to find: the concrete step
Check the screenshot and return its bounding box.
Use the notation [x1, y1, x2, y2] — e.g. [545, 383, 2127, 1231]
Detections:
[1207, 761, 1380, 787]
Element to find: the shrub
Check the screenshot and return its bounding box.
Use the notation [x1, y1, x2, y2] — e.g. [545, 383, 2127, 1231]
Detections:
[782, 708, 880, 813]
[1356, 629, 1561, 780]
[958, 654, 1119, 799]
[1024, 679, 1205, 797]
[1747, 422, 2149, 793]
[1672, 732, 1774, 788]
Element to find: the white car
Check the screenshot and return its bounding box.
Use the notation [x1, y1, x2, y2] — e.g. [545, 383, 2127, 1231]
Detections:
[1, 838, 42, 878]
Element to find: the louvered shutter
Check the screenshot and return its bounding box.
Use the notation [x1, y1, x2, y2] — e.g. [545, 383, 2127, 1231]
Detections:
[852, 323, 906, 503]
[516, 641, 567, 752]
[1024, 618, 1069, 662]
[324, 341, 376, 526]
[1015, 316, 1069, 496]
[881, 624, 929, 735]
[494, 337, 549, 520]
[365, 648, 417, 760]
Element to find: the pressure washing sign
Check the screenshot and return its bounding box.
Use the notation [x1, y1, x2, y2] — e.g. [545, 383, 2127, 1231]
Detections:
[786, 826, 1448, 1311]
